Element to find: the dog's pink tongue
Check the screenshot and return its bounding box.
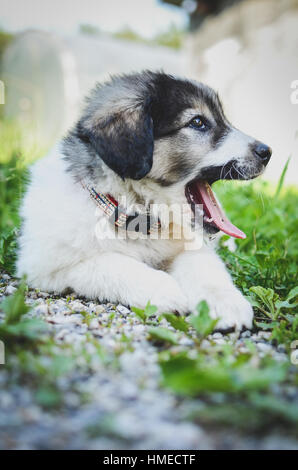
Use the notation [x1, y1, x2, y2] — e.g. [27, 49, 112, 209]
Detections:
[192, 181, 246, 239]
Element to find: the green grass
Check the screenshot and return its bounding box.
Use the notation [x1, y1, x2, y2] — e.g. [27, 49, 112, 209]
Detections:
[0, 281, 109, 409]
[214, 178, 298, 349]
[0, 121, 297, 437]
[0, 121, 43, 272]
[215, 178, 298, 299]
[137, 299, 298, 434]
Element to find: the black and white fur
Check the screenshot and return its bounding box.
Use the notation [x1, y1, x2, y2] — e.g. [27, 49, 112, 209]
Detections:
[17, 72, 271, 329]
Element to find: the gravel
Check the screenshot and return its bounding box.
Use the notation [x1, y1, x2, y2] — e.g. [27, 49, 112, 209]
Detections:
[0, 273, 297, 450]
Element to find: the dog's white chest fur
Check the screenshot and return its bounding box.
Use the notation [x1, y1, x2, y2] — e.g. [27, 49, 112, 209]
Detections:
[18, 145, 184, 282]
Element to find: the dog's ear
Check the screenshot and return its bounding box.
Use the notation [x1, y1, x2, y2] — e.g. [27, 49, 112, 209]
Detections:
[79, 100, 154, 180]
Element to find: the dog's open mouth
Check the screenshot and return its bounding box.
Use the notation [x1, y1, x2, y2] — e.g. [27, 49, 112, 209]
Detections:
[185, 180, 246, 239]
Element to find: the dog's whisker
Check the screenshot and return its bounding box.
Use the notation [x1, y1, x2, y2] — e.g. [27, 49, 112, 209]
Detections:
[219, 163, 227, 181]
[232, 162, 246, 181]
[238, 165, 248, 180]
[223, 164, 232, 180]
[232, 162, 240, 180]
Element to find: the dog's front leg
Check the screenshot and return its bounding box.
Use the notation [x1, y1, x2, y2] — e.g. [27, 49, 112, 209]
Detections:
[56, 252, 188, 314]
[170, 247, 253, 330]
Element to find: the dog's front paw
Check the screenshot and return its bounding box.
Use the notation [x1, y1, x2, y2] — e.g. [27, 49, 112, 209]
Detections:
[191, 287, 253, 330]
[150, 274, 189, 314]
[133, 271, 189, 315]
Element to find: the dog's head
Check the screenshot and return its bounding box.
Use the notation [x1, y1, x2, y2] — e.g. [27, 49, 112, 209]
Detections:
[69, 71, 272, 238]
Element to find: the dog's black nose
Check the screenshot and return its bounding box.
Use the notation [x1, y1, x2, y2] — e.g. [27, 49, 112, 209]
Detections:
[253, 143, 272, 164]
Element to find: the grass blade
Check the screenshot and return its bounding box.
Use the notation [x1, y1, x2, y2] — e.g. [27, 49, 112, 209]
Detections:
[275, 156, 291, 198]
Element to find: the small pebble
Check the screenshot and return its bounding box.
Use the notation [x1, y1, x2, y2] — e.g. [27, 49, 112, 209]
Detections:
[70, 300, 86, 312]
[212, 332, 223, 339]
[257, 331, 271, 340]
[95, 305, 106, 314]
[89, 318, 100, 329]
[116, 304, 131, 316]
[257, 342, 272, 353]
[241, 330, 251, 338]
[5, 285, 17, 295]
[213, 338, 226, 345]
[34, 304, 48, 316]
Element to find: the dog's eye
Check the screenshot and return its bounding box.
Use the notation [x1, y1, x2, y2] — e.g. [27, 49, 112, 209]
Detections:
[189, 116, 208, 131]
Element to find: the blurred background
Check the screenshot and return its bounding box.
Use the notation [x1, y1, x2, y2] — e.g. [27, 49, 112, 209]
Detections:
[0, 0, 297, 183]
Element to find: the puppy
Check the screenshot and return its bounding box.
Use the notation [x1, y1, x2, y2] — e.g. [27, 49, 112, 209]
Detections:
[17, 71, 271, 329]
